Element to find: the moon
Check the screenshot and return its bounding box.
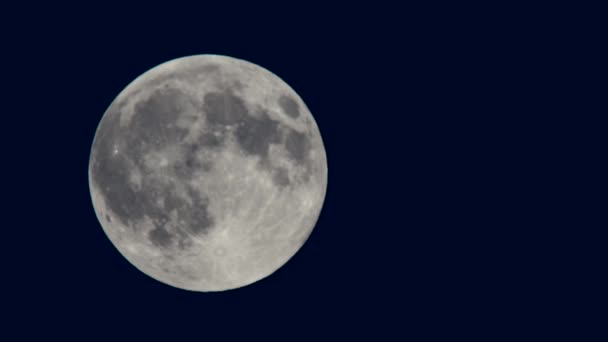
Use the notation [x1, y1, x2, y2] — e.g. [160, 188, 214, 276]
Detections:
[88, 55, 327, 291]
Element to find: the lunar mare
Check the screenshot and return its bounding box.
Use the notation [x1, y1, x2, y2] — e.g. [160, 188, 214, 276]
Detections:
[89, 55, 327, 291]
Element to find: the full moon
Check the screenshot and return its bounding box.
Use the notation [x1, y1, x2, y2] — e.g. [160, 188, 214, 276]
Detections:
[88, 55, 327, 291]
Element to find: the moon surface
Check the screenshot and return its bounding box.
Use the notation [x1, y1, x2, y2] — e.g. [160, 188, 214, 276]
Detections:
[88, 55, 327, 291]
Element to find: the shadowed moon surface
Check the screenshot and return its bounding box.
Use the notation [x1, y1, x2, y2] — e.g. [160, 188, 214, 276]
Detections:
[88, 55, 327, 291]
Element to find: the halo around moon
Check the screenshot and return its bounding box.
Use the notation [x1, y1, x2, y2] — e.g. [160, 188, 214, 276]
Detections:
[88, 54, 327, 291]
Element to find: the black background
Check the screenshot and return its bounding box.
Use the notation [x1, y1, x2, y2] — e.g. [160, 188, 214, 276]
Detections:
[3, 2, 594, 340]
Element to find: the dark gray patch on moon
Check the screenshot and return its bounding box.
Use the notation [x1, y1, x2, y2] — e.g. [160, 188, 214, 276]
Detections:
[272, 167, 290, 187]
[91, 142, 144, 226]
[173, 141, 216, 179]
[203, 91, 248, 126]
[196, 131, 224, 148]
[149, 226, 173, 248]
[285, 129, 310, 164]
[172, 158, 197, 179]
[235, 110, 281, 159]
[113, 89, 189, 172]
[278, 95, 300, 118]
[180, 187, 214, 235]
[125, 88, 190, 156]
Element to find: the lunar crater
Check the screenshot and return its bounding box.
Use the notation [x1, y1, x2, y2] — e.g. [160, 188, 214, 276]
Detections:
[277, 94, 301, 118]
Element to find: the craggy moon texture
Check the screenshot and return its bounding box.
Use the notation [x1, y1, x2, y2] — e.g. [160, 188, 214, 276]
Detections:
[88, 55, 327, 291]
